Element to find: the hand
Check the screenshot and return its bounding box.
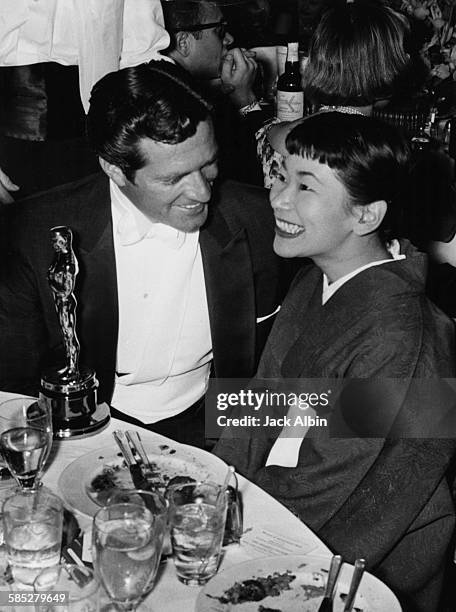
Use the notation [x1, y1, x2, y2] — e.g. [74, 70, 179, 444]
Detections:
[0, 167, 19, 204]
[220, 47, 258, 109]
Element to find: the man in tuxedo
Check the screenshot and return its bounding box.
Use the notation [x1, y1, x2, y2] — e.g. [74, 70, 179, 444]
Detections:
[0, 61, 284, 447]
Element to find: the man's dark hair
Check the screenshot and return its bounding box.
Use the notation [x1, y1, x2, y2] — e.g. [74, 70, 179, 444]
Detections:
[286, 112, 411, 242]
[87, 60, 213, 182]
[162, 0, 215, 50]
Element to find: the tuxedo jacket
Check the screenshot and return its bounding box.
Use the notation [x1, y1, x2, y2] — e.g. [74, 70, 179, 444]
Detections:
[0, 173, 286, 402]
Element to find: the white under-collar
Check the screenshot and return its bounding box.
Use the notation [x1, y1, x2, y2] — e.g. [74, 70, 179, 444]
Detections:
[322, 239, 406, 305]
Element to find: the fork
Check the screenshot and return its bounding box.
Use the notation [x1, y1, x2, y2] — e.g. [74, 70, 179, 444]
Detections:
[317, 554, 343, 612]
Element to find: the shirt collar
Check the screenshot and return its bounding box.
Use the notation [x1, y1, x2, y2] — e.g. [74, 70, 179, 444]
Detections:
[110, 180, 186, 249]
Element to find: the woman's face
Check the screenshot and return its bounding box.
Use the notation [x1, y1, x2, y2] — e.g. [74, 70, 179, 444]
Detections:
[270, 155, 359, 262]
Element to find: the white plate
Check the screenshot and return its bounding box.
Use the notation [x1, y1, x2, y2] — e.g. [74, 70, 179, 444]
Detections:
[196, 554, 401, 612]
[58, 440, 229, 517]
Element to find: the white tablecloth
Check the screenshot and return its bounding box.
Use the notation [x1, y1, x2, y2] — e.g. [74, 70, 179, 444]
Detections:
[0, 393, 330, 611]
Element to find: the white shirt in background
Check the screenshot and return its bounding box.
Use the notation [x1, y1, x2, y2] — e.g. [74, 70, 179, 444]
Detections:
[110, 181, 213, 423]
[0, 0, 170, 111]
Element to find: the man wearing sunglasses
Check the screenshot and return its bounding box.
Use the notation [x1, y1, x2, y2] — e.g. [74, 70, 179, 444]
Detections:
[161, 0, 266, 184]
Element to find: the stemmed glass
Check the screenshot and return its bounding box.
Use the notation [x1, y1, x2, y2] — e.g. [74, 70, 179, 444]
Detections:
[0, 397, 53, 490]
[92, 493, 167, 612]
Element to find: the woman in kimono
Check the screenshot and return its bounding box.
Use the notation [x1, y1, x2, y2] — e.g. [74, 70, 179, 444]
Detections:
[215, 112, 456, 612]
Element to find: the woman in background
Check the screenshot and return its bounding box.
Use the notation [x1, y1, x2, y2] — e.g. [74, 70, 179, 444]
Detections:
[258, 0, 412, 187]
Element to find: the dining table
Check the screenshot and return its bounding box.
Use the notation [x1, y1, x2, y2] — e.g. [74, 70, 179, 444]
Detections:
[0, 392, 330, 611]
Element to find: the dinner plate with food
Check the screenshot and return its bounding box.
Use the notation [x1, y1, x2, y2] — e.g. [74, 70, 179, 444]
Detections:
[195, 554, 401, 612]
[58, 439, 228, 517]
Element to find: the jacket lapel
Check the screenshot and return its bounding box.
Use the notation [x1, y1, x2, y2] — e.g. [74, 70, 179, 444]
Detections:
[200, 215, 256, 378]
[76, 177, 118, 403]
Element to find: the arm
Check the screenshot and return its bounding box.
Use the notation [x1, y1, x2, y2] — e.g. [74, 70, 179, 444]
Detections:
[220, 48, 258, 110]
[0, 252, 49, 394]
[0, 167, 19, 204]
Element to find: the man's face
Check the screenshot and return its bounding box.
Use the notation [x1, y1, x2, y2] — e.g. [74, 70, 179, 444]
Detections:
[119, 120, 219, 233]
[187, 4, 234, 79]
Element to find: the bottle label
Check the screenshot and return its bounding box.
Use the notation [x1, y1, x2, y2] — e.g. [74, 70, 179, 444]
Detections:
[276, 90, 304, 122]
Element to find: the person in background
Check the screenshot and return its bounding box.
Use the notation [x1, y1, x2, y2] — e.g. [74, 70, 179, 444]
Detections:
[258, 0, 411, 187]
[161, 0, 267, 184]
[0, 0, 170, 200]
[215, 112, 456, 612]
[0, 61, 285, 449]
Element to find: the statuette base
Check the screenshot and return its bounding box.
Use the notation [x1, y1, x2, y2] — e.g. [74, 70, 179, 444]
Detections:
[40, 367, 109, 439]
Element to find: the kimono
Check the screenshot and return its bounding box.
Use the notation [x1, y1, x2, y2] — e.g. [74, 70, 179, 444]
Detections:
[214, 241, 456, 612]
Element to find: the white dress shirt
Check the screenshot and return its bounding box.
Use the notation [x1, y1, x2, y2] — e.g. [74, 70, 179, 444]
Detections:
[266, 240, 406, 468]
[110, 181, 213, 423]
[0, 0, 170, 111]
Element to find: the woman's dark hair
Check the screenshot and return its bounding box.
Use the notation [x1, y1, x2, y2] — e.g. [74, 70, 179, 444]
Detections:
[302, 0, 410, 106]
[87, 61, 212, 182]
[286, 112, 410, 241]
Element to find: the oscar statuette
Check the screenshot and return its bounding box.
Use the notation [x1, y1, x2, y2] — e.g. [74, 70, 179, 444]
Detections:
[39, 226, 110, 438]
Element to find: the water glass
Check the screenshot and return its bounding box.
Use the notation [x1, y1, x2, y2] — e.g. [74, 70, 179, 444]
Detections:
[0, 397, 53, 490]
[106, 489, 171, 556]
[168, 481, 228, 586]
[3, 487, 63, 587]
[0, 484, 18, 574]
[92, 496, 167, 611]
[34, 564, 99, 612]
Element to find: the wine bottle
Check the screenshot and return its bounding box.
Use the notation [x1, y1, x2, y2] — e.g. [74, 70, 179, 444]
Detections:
[276, 42, 304, 122]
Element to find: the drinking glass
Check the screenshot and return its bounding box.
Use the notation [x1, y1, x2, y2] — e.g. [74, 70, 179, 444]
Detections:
[3, 487, 63, 588]
[168, 481, 228, 586]
[34, 563, 99, 612]
[106, 489, 171, 557]
[0, 397, 53, 490]
[92, 496, 167, 611]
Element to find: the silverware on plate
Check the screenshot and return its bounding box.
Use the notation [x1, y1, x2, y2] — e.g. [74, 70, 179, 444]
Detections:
[112, 430, 135, 466]
[126, 429, 166, 489]
[112, 430, 145, 489]
[317, 554, 343, 612]
[343, 558, 366, 612]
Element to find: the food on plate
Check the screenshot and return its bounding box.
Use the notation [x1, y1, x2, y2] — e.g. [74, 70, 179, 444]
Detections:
[86, 451, 205, 506]
[205, 568, 366, 612]
[212, 572, 296, 605]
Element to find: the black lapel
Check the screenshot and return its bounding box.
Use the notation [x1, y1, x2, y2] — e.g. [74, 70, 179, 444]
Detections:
[200, 211, 256, 378]
[76, 178, 118, 404]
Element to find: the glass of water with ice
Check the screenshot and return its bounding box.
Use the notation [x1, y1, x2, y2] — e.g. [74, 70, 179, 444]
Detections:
[3, 487, 63, 588]
[168, 481, 228, 586]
